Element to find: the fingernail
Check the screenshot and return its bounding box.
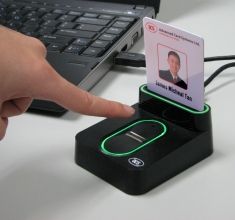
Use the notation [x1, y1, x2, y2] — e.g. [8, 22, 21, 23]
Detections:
[123, 105, 135, 115]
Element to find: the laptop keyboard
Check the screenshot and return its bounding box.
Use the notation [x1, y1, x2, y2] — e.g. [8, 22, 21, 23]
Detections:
[0, 1, 137, 57]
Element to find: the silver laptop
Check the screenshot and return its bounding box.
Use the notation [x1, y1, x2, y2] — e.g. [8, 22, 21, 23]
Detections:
[0, 0, 161, 115]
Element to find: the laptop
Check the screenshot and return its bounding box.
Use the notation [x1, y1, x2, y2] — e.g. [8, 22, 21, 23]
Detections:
[0, 0, 161, 115]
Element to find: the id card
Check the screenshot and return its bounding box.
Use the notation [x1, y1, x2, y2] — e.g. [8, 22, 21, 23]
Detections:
[143, 17, 204, 111]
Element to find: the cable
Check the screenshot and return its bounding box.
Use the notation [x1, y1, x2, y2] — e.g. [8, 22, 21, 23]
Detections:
[204, 62, 235, 87]
[114, 52, 235, 87]
[204, 55, 235, 62]
[115, 52, 235, 67]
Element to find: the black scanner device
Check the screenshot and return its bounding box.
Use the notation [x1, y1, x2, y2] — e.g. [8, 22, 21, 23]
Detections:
[75, 85, 213, 195]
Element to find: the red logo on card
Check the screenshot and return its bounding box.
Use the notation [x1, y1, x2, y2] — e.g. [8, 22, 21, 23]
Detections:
[146, 22, 158, 33]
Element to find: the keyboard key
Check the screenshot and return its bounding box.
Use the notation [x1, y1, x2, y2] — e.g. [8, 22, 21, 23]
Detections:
[82, 47, 104, 57]
[7, 3, 21, 10]
[7, 9, 19, 15]
[7, 10, 21, 19]
[23, 6, 37, 11]
[52, 9, 67, 14]
[24, 11, 43, 19]
[47, 43, 64, 52]
[59, 22, 76, 29]
[10, 14, 22, 21]
[19, 9, 31, 16]
[76, 23, 103, 32]
[106, 27, 123, 35]
[99, 33, 117, 42]
[56, 29, 97, 39]
[72, 38, 91, 46]
[6, 20, 22, 29]
[7, 8, 21, 14]
[67, 11, 83, 16]
[42, 13, 60, 20]
[113, 21, 130, 29]
[42, 20, 61, 27]
[38, 26, 54, 35]
[0, 5, 6, 12]
[41, 34, 73, 45]
[76, 17, 110, 26]
[91, 40, 111, 49]
[99, 14, 115, 20]
[0, 8, 6, 13]
[24, 18, 40, 26]
[21, 30, 39, 37]
[38, 7, 51, 13]
[57, 14, 76, 22]
[117, 16, 135, 22]
[83, 13, 98, 18]
[21, 25, 38, 33]
[64, 45, 84, 54]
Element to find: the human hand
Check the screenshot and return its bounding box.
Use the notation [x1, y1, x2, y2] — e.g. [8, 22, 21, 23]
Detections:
[0, 26, 135, 140]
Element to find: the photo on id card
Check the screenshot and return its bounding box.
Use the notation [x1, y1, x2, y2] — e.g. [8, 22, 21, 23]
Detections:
[143, 17, 204, 111]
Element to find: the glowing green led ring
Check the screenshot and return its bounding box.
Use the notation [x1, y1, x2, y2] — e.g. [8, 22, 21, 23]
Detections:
[140, 85, 210, 115]
[100, 119, 167, 157]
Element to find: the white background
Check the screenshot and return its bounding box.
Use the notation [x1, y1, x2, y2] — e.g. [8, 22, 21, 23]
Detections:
[1, 0, 235, 220]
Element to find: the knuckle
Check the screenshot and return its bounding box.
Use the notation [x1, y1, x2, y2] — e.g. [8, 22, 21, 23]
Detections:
[32, 58, 47, 74]
[29, 37, 46, 52]
[28, 60, 59, 97]
[30, 59, 55, 83]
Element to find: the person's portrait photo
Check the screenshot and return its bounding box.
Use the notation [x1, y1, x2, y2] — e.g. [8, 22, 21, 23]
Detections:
[158, 45, 188, 90]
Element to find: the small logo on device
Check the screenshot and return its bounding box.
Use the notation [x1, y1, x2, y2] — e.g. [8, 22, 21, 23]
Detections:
[146, 22, 158, 33]
[128, 158, 145, 167]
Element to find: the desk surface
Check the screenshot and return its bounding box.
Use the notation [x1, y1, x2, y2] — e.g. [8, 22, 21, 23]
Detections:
[1, 0, 235, 219]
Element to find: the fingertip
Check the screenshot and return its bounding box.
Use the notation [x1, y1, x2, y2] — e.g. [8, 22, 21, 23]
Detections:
[102, 102, 136, 118]
[122, 105, 135, 117]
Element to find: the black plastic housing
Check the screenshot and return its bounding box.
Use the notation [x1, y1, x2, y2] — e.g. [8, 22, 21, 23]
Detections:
[75, 85, 213, 195]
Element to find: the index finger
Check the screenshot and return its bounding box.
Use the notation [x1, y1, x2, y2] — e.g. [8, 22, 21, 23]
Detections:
[33, 63, 135, 118]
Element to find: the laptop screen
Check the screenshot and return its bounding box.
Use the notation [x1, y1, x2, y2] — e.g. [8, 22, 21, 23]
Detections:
[86, 0, 160, 14]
